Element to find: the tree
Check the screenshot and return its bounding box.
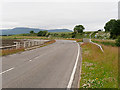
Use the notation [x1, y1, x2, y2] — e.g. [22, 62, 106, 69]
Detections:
[61, 33, 66, 37]
[53, 33, 59, 37]
[116, 36, 120, 46]
[37, 31, 43, 36]
[104, 19, 116, 32]
[98, 29, 103, 32]
[30, 31, 35, 34]
[113, 19, 120, 37]
[104, 19, 120, 39]
[42, 31, 48, 36]
[74, 25, 85, 33]
[46, 33, 50, 37]
[37, 31, 48, 36]
[72, 32, 76, 38]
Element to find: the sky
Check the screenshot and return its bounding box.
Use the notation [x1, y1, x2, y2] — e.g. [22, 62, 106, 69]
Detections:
[0, 0, 119, 31]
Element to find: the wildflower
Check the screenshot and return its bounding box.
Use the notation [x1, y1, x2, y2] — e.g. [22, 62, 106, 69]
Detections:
[96, 78, 98, 80]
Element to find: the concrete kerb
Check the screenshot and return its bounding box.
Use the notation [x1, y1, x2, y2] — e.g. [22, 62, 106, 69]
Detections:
[90, 40, 104, 52]
[83, 38, 104, 52]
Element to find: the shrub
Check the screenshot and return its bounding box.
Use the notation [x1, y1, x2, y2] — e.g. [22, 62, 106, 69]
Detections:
[37, 31, 48, 36]
[115, 36, 120, 46]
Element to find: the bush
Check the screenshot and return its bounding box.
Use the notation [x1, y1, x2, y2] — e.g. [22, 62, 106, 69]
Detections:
[37, 31, 48, 36]
[115, 36, 120, 46]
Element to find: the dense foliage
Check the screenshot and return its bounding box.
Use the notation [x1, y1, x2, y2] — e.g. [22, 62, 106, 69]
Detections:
[37, 31, 48, 36]
[30, 31, 35, 34]
[104, 19, 120, 39]
[116, 36, 120, 46]
[74, 25, 85, 33]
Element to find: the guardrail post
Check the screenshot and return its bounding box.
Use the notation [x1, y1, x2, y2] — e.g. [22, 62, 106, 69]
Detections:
[24, 41, 28, 48]
[14, 42, 21, 49]
[28, 41, 31, 47]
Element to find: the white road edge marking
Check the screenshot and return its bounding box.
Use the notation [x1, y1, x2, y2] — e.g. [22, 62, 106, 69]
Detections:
[67, 43, 80, 88]
[0, 67, 14, 75]
[29, 56, 39, 61]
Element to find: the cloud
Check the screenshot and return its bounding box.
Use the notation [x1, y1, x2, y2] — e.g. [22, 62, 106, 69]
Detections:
[1, 2, 118, 30]
[3, 0, 119, 2]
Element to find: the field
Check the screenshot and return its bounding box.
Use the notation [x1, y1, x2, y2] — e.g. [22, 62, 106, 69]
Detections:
[1, 48, 25, 56]
[1, 36, 49, 40]
[80, 43, 118, 88]
[2, 39, 23, 46]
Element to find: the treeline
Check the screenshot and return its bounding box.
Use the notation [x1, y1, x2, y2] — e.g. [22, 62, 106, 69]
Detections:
[29, 25, 86, 38]
[29, 30, 73, 38]
[29, 30, 49, 37]
[104, 19, 120, 46]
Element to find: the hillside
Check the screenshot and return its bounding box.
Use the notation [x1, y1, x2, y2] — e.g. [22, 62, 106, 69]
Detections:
[1, 27, 72, 35]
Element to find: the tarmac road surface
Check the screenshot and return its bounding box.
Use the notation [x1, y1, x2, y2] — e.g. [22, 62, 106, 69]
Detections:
[1, 40, 81, 88]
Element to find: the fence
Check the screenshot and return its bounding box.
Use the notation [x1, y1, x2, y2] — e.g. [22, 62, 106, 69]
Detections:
[0, 40, 49, 50]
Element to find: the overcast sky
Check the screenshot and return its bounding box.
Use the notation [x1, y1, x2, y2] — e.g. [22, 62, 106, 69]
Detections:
[0, 0, 119, 31]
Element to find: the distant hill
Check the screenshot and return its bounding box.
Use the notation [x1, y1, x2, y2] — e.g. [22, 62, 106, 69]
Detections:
[1, 27, 72, 35]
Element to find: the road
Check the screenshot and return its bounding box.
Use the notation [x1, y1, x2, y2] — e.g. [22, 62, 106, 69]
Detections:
[1, 40, 81, 88]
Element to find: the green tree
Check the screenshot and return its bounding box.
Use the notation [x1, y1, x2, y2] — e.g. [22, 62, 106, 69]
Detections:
[104, 19, 120, 39]
[74, 25, 85, 33]
[37, 31, 43, 36]
[46, 33, 51, 37]
[116, 36, 120, 46]
[37, 31, 48, 36]
[112, 19, 120, 37]
[61, 33, 66, 37]
[104, 19, 116, 32]
[72, 32, 76, 38]
[53, 33, 59, 37]
[42, 31, 48, 36]
[30, 31, 35, 34]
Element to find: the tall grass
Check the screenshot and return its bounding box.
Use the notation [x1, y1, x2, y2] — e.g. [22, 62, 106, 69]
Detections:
[1, 48, 25, 56]
[80, 43, 118, 88]
[92, 39, 116, 47]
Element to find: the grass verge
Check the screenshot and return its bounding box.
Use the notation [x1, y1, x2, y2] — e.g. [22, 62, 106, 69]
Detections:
[1, 48, 25, 56]
[80, 43, 118, 88]
[92, 39, 116, 47]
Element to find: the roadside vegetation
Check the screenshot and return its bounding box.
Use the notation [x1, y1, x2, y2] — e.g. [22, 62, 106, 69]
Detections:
[80, 43, 118, 88]
[79, 18, 120, 88]
[92, 39, 116, 47]
[104, 19, 120, 39]
[1, 48, 25, 56]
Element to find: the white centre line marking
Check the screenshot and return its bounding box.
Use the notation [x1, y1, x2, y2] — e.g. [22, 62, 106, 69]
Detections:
[67, 43, 80, 88]
[29, 60, 32, 61]
[0, 67, 14, 75]
[34, 57, 39, 59]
